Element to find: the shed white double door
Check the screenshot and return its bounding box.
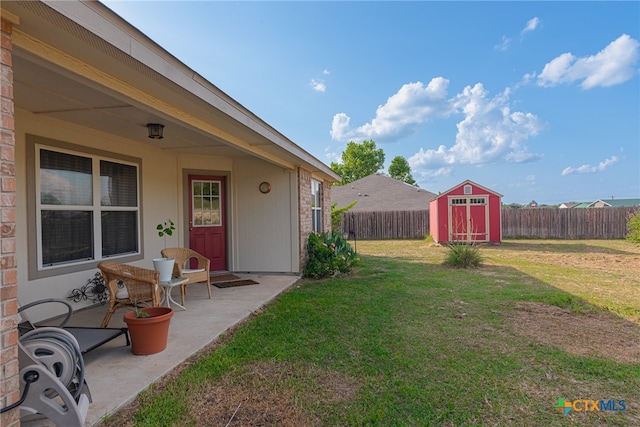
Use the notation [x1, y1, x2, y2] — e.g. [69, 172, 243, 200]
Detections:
[447, 196, 489, 242]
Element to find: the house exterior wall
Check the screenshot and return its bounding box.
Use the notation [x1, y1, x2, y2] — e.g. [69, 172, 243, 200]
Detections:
[298, 168, 312, 271]
[13, 110, 307, 322]
[231, 157, 299, 273]
[0, 15, 20, 427]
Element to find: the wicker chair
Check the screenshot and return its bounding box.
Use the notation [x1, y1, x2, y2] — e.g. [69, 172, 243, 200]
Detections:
[161, 248, 212, 305]
[97, 261, 162, 328]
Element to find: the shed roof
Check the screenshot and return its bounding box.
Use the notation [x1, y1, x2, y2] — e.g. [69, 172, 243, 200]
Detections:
[331, 174, 436, 212]
[431, 179, 503, 201]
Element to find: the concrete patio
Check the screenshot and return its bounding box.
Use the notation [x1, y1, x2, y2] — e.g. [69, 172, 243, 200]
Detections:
[37, 273, 299, 426]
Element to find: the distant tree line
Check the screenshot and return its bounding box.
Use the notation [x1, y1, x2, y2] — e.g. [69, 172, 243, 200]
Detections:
[502, 201, 563, 209]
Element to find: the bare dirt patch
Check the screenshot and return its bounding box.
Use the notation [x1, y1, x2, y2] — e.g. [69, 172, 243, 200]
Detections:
[185, 361, 360, 426]
[100, 356, 361, 426]
[509, 302, 640, 364]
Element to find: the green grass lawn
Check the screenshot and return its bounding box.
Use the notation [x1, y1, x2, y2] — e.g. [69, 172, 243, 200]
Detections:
[103, 239, 640, 426]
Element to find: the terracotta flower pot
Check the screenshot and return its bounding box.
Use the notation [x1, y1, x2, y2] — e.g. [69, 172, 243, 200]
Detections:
[123, 307, 173, 355]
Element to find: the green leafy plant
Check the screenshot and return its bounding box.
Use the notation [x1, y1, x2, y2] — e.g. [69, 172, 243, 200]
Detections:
[331, 201, 357, 231]
[626, 210, 640, 244]
[443, 242, 482, 268]
[156, 219, 175, 250]
[303, 231, 358, 278]
[133, 301, 150, 318]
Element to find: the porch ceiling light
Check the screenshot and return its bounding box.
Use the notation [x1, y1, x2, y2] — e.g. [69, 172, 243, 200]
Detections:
[147, 123, 164, 139]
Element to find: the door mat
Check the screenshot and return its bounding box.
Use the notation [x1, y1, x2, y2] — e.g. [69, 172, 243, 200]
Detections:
[212, 279, 259, 289]
[210, 274, 241, 282]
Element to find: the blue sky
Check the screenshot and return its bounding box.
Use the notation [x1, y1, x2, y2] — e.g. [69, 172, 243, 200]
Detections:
[103, 1, 639, 205]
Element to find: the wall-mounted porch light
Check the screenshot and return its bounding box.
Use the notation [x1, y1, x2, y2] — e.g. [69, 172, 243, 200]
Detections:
[147, 123, 164, 139]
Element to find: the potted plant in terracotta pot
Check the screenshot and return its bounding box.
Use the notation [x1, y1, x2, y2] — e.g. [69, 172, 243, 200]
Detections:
[123, 304, 174, 355]
[153, 219, 175, 282]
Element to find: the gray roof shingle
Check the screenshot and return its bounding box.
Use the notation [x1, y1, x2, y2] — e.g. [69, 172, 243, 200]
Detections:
[331, 173, 436, 212]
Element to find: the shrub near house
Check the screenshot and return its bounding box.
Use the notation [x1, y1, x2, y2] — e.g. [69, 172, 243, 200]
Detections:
[303, 232, 358, 278]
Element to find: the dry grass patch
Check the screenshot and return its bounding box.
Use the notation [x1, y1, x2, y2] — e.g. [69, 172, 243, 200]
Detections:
[102, 359, 361, 427]
[184, 361, 360, 426]
[509, 302, 640, 364]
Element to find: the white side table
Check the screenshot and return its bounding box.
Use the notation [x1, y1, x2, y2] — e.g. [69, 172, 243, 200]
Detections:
[159, 277, 188, 311]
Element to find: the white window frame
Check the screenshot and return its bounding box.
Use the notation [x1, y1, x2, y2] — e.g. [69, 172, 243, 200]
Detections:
[311, 179, 322, 233]
[34, 142, 141, 272]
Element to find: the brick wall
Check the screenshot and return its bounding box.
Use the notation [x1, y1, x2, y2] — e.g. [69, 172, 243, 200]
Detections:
[0, 15, 20, 427]
[297, 168, 333, 271]
[297, 168, 312, 271]
[322, 181, 332, 231]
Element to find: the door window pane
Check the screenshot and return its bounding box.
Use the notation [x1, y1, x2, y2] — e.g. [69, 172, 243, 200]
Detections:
[192, 180, 221, 226]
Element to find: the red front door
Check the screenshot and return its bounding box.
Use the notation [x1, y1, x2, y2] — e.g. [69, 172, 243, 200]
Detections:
[188, 175, 227, 271]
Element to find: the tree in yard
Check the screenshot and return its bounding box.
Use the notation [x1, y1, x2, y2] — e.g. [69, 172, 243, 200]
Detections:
[627, 210, 640, 244]
[388, 156, 417, 186]
[330, 140, 385, 185]
[331, 201, 357, 231]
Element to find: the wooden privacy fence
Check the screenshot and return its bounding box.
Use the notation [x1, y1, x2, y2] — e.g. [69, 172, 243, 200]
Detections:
[339, 207, 637, 240]
[501, 207, 637, 239]
[340, 210, 430, 240]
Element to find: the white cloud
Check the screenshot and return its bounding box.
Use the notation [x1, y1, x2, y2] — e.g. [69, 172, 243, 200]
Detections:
[330, 77, 452, 142]
[323, 69, 331, 75]
[413, 166, 452, 182]
[496, 17, 539, 52]
[310, 78, 326, 92]
[330, 113, 351, 140]
[521, 17, 540, 35]
[495, 36, 511, 51]
[561, 156, 619, 175]
[331, 79, 546, 178]
[408, 83, 545, 174]
[537, 34, 639, 89]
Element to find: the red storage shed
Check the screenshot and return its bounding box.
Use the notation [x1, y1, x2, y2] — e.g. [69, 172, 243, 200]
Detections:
[429, 180, 502, 243]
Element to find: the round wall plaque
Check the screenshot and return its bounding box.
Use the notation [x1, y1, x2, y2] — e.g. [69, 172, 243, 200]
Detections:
[259, 181, 271, 194]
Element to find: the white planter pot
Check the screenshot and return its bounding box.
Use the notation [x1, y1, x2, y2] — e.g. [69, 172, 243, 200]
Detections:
[153, 258, 175, 282]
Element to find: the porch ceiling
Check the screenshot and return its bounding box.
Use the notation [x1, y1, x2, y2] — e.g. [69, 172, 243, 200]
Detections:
[13, 52, 266, 159]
